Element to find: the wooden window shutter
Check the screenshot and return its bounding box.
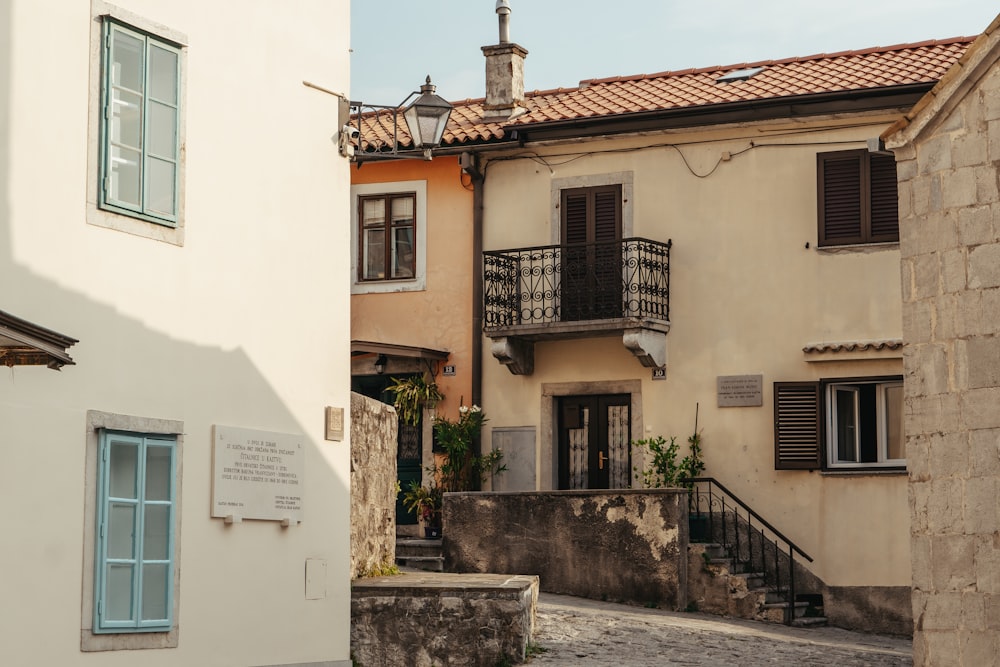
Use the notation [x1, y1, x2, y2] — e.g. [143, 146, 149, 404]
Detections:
[593, 186, 621, 243]
[818, 152, 863, 246]
[562, 191, 589, 245]
[774, 382, 822, 470]
[869, 153, 899, 242]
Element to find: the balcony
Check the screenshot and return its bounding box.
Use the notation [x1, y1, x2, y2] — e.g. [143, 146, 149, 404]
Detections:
[483, 237, 672, 375]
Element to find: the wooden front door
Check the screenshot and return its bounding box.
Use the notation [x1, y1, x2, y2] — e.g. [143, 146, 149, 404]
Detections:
[561, 185, 622, 321]
[557, 395, 631, 489]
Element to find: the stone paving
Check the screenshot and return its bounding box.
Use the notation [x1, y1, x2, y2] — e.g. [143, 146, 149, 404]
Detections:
[531, 593, 912, 666]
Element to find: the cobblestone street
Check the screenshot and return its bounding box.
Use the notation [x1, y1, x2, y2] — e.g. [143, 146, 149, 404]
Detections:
[531, 594, 912, 666]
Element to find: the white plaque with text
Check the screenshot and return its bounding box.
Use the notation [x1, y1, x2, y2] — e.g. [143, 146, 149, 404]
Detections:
[212, 425, 304, 522]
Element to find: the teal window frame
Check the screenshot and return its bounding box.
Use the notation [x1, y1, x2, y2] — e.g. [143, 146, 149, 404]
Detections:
[99, 19, 182, 227]
[94, 430, 177, 634]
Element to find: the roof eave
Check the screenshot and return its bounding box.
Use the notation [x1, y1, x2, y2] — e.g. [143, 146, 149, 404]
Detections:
[0, 310, 77, 369]
[509, 83, 936, 142]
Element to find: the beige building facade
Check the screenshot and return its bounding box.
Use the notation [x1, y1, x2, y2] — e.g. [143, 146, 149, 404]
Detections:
[885, 14, 1000, 666]
[478, 114, 912, 631]
[0, 1, 352, 664]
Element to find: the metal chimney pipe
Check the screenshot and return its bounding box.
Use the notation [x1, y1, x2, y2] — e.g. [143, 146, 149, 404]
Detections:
[496, 0, 511, 44]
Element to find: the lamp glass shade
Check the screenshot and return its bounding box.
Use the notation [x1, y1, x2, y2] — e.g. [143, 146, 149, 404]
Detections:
[402, 82, 453, 150]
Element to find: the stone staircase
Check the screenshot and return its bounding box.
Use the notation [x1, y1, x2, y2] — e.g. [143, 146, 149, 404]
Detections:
[396, 537, 444, 572]
[688, 542, 827, 627]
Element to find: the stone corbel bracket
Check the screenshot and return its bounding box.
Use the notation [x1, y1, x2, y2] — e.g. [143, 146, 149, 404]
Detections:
[491, 337, 534, 375]
[622, 326, 668, 368]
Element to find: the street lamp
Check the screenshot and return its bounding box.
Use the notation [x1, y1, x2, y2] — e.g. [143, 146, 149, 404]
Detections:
[403, 77, 453, 156]
[341, 76, 453, 162]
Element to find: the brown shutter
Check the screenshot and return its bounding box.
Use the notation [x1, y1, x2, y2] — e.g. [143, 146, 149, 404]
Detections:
[562, 192, 588, 245]
[869, 154, 899, 242]
[818, 152, 863, 246]
[774, 382, 822, 470]
[593, 186, 621, 242]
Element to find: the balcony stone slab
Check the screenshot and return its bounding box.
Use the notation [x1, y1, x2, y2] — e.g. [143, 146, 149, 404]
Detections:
[486, 317, 669, 375]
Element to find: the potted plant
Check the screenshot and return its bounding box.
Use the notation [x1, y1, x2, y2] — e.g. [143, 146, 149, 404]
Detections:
[401, 480, 443, 538]
[387, 374, 444, 426]
[433, 405, 506, 492]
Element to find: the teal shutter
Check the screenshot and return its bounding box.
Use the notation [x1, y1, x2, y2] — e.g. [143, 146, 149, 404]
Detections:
[100, 20, 181, 225]
[95, 431, 176, 633]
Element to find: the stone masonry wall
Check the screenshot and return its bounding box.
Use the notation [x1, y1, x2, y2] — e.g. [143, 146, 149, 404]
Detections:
[892, 47, 1000, 665]
[443, 490, 688, 610]
[350, 392, 397, 578]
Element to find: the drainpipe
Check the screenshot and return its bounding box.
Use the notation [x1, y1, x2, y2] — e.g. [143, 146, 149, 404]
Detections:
[465, 152, 485, 453]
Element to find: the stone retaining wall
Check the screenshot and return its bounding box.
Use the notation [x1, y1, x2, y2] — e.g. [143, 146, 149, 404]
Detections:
[350, 392, 397, 577]
[443, 490, 688, 610]
[351, 572, 538, 667]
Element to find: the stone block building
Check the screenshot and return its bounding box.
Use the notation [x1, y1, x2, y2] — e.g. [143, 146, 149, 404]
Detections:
[884, 13, 1000, 666]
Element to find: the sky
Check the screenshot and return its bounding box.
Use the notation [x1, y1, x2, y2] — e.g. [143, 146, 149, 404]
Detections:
[349, 0, 998, 105]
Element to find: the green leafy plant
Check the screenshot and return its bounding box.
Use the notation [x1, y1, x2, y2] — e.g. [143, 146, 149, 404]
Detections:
[401, 479, 443, 527]
[526, 642, 548, 658]
[632, 435, 684, 488]
[358, 557, 401, 578]
[632, 406, 704, 489]
[386, 374, 443, 426]
[433, 405, 506, 492]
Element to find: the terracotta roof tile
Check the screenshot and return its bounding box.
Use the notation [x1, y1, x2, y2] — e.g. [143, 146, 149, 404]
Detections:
[802, 339, 904, 354]
[357, 37, 974, 153]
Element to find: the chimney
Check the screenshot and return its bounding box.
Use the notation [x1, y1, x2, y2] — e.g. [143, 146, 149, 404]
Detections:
[482, 0, 528, 121]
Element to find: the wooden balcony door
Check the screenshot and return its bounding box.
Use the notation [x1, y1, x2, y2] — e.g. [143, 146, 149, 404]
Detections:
[557, 395, 631, 489]
[560, 185, 622, 321]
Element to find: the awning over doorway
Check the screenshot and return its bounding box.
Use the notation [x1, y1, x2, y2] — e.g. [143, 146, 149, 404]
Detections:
[350, 340, 450, 361]
[0, 310, 77, 370]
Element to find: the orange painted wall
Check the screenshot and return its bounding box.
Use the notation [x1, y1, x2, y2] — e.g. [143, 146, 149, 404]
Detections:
[351, 156, 475, 421]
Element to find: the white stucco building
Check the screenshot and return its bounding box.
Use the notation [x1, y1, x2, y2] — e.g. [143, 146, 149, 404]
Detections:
[0, 2, 352, 665]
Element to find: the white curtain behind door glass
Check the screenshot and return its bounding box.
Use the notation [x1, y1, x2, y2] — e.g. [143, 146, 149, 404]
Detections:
[607, 405, 630, 488]
[568, 407, 589, 489]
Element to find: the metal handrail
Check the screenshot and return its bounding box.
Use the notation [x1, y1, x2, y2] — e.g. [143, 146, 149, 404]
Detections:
[682, 476, 812, 562]
[682, 476, 813, 626]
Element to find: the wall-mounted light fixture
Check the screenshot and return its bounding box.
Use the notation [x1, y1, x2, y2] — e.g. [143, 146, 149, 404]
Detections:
[340, 76, 453, 163]
[374, 354, 388, 375]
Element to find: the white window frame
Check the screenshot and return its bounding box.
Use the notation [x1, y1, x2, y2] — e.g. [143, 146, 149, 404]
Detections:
[82, 411, 183, 652]
[87, 1, 188, 245]
[351, 180, 427, 294]
[824, 379, 904, 469]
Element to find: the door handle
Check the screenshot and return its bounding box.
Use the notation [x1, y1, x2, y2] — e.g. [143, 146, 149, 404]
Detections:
[598, 451, 608, 470]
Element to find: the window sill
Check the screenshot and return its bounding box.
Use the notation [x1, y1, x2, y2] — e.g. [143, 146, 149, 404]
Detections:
[820, 468, 907, 477]
[352, 278, 425, 295]
[815, 242, 898, 254]
[87, 198, 185, 246]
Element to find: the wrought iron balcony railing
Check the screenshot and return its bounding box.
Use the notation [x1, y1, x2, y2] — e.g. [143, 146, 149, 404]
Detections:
[483, 237, 672, 330]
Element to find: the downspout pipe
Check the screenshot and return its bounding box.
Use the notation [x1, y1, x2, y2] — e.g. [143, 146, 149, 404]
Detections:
[468, 153, 485, 454]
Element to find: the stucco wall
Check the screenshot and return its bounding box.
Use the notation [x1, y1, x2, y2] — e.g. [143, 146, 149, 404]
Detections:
[351, 157, 475, 423]
[350, 393, 398, 577]
[0, 1, 352, 665]
[478, 117, 910, 595]
[443, 490, 688, 610]
[887, 32, 1000, 666]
